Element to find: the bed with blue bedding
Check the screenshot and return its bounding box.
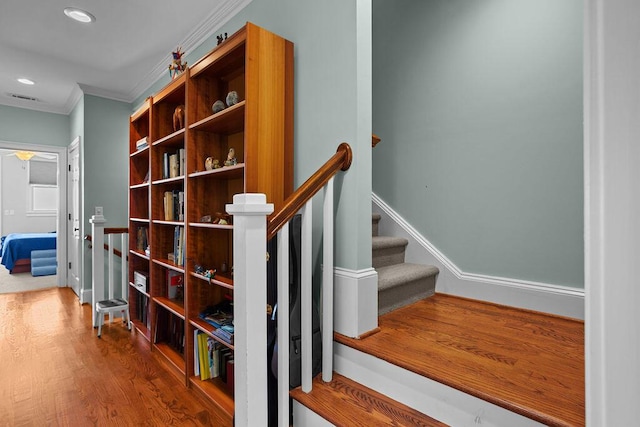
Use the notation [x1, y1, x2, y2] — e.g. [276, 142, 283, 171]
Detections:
[0, 232, 56, 273]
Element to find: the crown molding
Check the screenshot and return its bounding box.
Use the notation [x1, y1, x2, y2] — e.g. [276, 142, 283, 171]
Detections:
[129, 0, 253, 101]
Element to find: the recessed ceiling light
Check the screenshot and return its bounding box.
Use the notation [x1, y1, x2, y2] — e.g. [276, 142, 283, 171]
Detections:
[63, 7, 96, 23]
[17, 78, 35, 85]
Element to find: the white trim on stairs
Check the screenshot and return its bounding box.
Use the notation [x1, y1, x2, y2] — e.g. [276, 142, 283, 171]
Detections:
[333, 267, 378, 338]
[333, 342, 546, 427]
[372, 193, 584, 319]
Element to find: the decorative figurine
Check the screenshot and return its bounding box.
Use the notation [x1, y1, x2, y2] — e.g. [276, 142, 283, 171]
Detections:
[173, 105, 185, 131]
[168, 47, 187, 79]
[212, 212, 232, 225]
[212, 100, 225, 113]
[224, 148, 237, 166]
[212, 159, 221, 169]
[205, 157, 214, 171]
[216, 33, 228, 45]
[226, 90, 239, 107]
[200, 215, 212, 223]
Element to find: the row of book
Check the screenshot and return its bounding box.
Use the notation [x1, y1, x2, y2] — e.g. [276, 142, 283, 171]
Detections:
[168, 226, 185, 267]
[155, 310, 185, 355]
[163, 149, 185, 179]
[194, 331, 234, 394]
[163, 190, 184, 221]
[133, 293, 150, 329]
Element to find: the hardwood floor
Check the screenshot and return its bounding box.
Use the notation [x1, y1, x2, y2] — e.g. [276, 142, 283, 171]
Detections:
[0, 287, 230, 426]
[336, 293, 585, 427]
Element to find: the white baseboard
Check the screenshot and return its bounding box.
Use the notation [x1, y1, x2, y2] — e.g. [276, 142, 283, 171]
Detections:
[80, 288, 92, 305]
[372, 193, 584, 319]
[334, 343, 545, 427]
[333, 267, 378, 338]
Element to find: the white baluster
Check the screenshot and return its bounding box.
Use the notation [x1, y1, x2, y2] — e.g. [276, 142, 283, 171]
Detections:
[322, 178, 334, 382]
[277, 223, 290, 427]
[301, 200, 313, 393]
[108, 234, 115, 302]
[121, 233, 128, 303]
[89, 212, 106, 328]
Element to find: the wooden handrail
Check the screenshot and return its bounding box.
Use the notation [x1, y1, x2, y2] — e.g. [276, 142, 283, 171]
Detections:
[267, 143, 352, 240]
[372, 133, 381, 147]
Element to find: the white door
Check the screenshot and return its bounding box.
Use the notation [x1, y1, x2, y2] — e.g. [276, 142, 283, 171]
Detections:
[67, 137, 81, 298]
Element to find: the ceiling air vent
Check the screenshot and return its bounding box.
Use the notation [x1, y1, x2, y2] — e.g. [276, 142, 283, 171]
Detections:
[6, 93, 39, 102]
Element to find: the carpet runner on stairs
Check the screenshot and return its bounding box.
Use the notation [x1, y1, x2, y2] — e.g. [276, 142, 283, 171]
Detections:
[373, 213, 438, 314]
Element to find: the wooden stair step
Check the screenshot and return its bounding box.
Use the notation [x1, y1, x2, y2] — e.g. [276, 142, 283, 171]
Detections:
[290, 373, 447, 427]
[335, 294, 585, 427]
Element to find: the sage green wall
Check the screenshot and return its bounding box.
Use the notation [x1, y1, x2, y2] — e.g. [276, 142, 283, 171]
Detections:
[0, 104, 69, 147]
[81, 95, 131, 295]
[135, 0, 373, 271]
[372, 0, 583, 287]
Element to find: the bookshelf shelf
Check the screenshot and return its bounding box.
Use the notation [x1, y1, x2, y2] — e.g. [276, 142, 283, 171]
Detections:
[189, 375, 234, 417]
[152, 128, 185, 148]
[152, 176, 185, 185]
[153, 296, 185, 318]
[188, 163, 244, 179]
[189, 101, 245, 134]
[130, 182, 150, 190]
[154, 342, 185, 375]
[130, 145, 149, 158]
[153, 258, 185, 273]
[128, 22, 293, 418]
[188, 222, 233, 230]
[130, 218, 150, 224]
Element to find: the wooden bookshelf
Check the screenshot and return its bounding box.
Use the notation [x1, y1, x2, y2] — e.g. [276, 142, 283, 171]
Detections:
[127, 22, 293, 415]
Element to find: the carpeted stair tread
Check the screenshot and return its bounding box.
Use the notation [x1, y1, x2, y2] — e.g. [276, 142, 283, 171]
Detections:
[372, 213, 382, 237]
[373, 236, 409, 269]
[372, 235, 408, 250]
[377, 263, 439, 292]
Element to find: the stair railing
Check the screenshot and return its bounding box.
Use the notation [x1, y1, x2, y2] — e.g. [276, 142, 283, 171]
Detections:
[227, 143, 352, 427]
[89, 211, 129, 327]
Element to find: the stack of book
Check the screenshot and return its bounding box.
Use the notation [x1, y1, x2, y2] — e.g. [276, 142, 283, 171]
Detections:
[136, 136, 148, 151]
[199, 302, 234, 345]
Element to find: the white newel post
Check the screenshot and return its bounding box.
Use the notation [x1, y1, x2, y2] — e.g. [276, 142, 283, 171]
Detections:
[90, 209, 106, 328]
[226, 194, 274, 427]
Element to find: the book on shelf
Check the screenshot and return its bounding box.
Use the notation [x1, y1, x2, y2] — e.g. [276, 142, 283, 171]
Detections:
[136, 136, 148, 150]
[173, 226, 184, 266]
[212, 327, 234, 345]
[167, 270, 183, 299]
[136, 226, 148, 252]
[194, 330, 201, 377]
[226, 359, 235, 394]
[198, 332, 210, 380]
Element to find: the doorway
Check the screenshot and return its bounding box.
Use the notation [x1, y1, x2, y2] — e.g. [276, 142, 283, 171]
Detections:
[0, 140, 67, 291]
[67, 137, 82, 298]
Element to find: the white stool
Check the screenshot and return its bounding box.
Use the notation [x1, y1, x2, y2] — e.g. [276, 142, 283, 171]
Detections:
[96, 298, 131, 338]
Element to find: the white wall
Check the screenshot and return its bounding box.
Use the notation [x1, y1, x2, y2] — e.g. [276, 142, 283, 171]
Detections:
[0, 153, 57, 235]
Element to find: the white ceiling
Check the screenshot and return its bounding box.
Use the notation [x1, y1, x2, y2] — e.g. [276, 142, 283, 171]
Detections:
[0, 0, 250, 115]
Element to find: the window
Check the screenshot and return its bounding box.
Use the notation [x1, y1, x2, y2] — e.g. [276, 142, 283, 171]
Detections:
[27, 159, 58, 216]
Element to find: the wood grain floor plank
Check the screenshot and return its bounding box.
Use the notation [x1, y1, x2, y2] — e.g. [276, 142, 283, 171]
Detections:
[335, 293, 585, 427]
[0, 288, 231, 426]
